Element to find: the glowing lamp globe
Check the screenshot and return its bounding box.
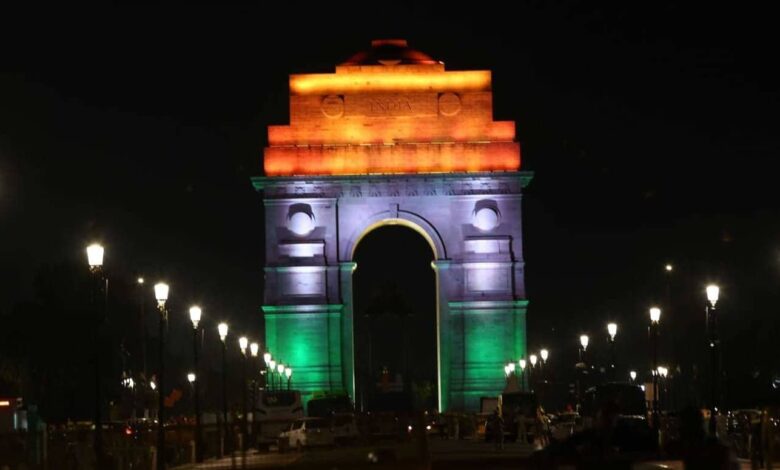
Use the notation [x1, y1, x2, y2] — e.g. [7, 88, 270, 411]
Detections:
[508, 362, 516, 373]
[250, 342, 259, 357]
[529, 354, 538, 367]
[285, 368, 292, 379]
[218, 322, 229, 342]
[238, 336, 248, 354]
[189, 306, 202, 329]
[86, 243, 105, 267]
[706, 285, 720, 306]
[187, 372, 196, 383]
[277, 364, 285, 374]
[540, 349, 549, 362]
[630, 370, 637, 381]
[263, 352, 272, 365]
[154, 283, 169, 305]
[607, 322, 618, 340]
[580, 335, 589, 350]
[519, 358, 527, 371]
[649, 307, 661, 324]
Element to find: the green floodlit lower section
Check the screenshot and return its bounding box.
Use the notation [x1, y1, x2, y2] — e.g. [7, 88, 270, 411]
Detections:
[447, 300, 528, 411]
[264, 299, 528, 413]
[263, 304, 345, 411]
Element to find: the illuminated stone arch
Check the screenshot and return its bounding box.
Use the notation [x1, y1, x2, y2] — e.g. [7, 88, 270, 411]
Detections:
[253, 40, 532, 412]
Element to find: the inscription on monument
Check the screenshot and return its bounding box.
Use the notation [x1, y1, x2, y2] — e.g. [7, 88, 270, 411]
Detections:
[344, 94, 437, 117]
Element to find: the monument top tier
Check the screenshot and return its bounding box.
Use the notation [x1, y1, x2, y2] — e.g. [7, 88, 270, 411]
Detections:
[264, 39, 521, 177]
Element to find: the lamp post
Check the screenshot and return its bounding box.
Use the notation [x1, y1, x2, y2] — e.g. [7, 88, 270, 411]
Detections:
[529, 354, 538, 392]
[263, 353, 272, 391]
[705, 284, 720, 436]
[540, 349, 549, 384]
[607, 323, 618, 380]
[189, 306, 203, 463]
[578, 335, 589, 409]
[154, 282, 169, 470]
[629, 370, 637, 384]
[86, 243, 106, 467]
[657, 366, 668, 412]
[285, 368, 293, 390]
[217, 322, 229, 456]
[238, 336, 249, 453]
[269, 360, 277, 391]
[249, 342, 259, 431]
[137, 277, 148, 397]
[649, 307, 661, 430]
[518, 359, 527, 392]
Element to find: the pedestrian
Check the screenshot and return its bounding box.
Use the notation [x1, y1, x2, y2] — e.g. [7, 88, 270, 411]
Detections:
[493, 408, 505, 451]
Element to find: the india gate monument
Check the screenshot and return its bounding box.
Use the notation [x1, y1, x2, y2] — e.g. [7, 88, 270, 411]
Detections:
[252, 39, 532, 411]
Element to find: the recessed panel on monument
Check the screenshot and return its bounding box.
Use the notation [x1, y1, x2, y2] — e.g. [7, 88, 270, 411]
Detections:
[253, 39, 532, 411]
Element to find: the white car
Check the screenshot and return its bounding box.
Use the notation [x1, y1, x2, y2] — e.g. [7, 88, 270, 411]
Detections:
[280, 418, 335, 450]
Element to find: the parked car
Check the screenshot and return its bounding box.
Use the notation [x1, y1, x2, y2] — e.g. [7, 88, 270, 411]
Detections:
[280, 418, 335, 451]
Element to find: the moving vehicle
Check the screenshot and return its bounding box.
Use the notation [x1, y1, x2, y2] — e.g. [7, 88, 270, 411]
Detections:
[254, 390, 303, 447]
[280, 418, 335, 450]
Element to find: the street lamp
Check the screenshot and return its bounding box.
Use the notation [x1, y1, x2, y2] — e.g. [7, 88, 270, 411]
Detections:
[649, 307, 661, 430]
[85, 243, 106, 467]
[153, 282, 169, 470]
[269, 360, 277, 390]
[529, 354, 538, 391]
[657, 367, 668, 412]
[540, 349, 549, 363]
[238, 336, 249, 453]
[285, 368, 292, 390]
[263, 352, 272, 391]
[607, 323, 618, 379]
[217, 322, 229, 456]
[665, 264, 673, 272]
[630, 370, 637, 383]
[250, 342, 259, 358]
[577, 335, 589, 410]
[705, 284, 720, 436]
[188, 306, 203, 463]
[518, 358, 527, 392]
[187, 372, 196, 384]
[580, 335, 589, 351]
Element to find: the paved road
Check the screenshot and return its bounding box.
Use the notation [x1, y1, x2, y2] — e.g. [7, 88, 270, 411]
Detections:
[170, 438, 537, 469]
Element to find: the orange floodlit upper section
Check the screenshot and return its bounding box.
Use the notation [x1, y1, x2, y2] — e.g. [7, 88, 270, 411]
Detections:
[264, 40, 521, 176]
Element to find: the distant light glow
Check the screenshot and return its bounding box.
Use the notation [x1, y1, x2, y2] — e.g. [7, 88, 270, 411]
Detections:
[263, 352, 272, 365]
[580, 335, 589, 350]
[137, 277, 145, 284]
[508, 362, 516, 373]
[518, 358, 527, 371]
[665, 264, 673, 272]
[529, 354, 538, 367]
[540, 349, 549, 362]
[706, 285, 720, 306]
[250, 342, 259, 357]
[239, 337, 249, 354]
[277, 363, 285, 374]
[150, 381, 157, 391]
[0, 400, 11, 407]
[285, 368, 292, 378]
[630, 370, 637, 381]
[187, 373, 196, 383]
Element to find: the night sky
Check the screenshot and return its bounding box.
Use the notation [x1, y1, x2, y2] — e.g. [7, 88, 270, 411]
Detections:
[1, 3, 779, 409]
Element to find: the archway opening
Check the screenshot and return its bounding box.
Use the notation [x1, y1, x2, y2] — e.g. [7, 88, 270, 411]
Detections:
[353, 225, 437, 412]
